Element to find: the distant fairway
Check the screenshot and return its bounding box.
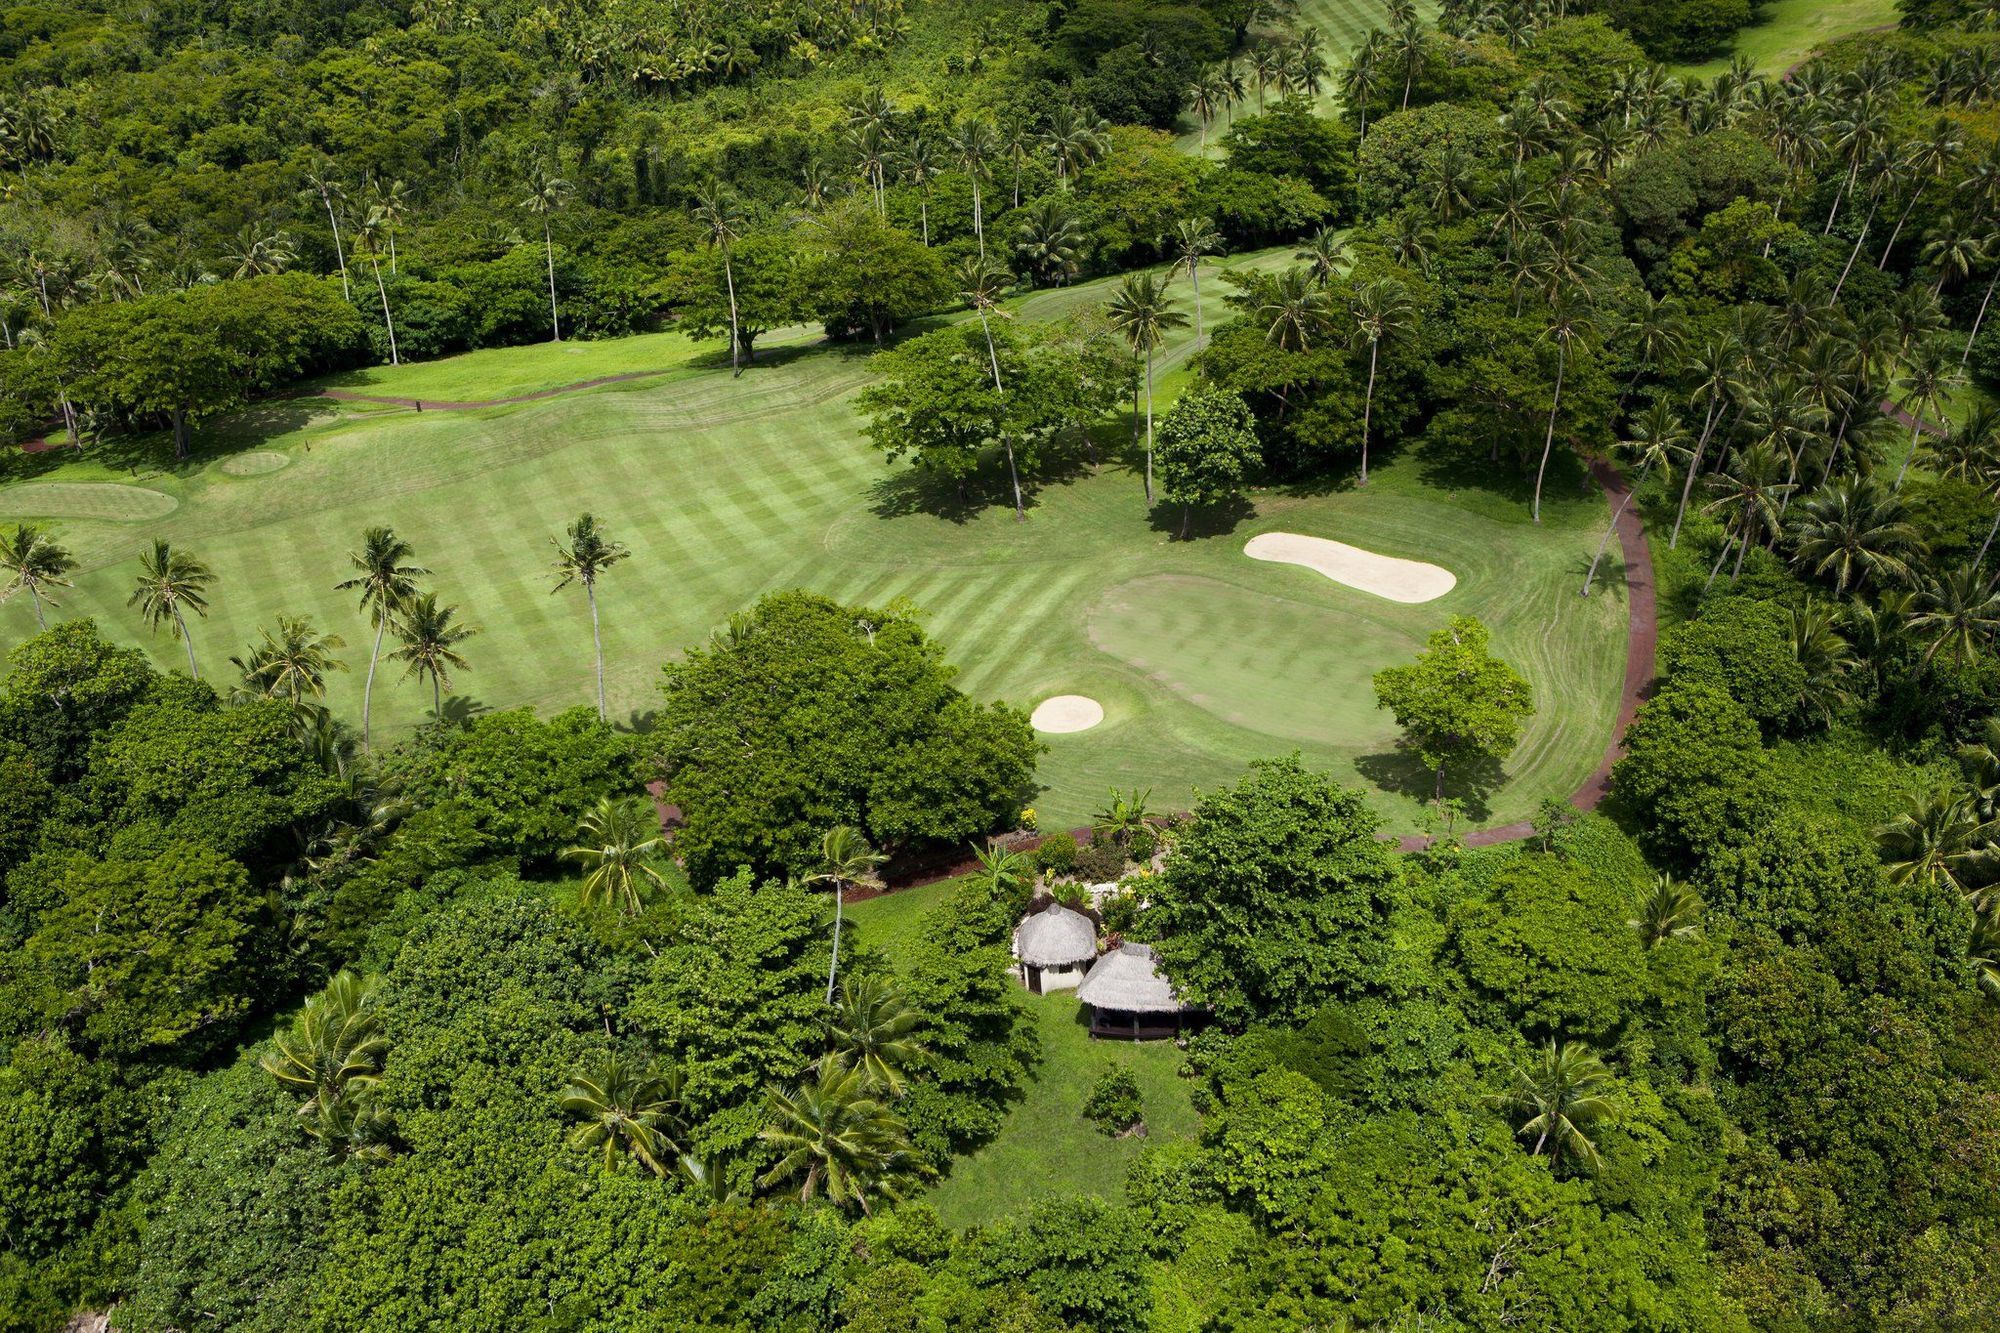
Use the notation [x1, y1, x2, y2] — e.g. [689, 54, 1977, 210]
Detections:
[1675, 0, 1898, 79]
[0, 256, 1627, 835]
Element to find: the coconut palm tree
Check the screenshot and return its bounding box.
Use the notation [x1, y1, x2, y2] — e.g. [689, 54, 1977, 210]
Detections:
[1879, 116, 1966, 269]
[1486, 1040, 1617, 1172]
[1911, 565, 2000, 666]
[1969, 907, 2000, 1003]
[225, 224, 295, 279]
[388, 591, 476, 717]
[262, 970, 388, 1108]
[1042, 104, 1109, 188]
[1342, 34, 1385, 147]
[1892, 341, 1959, 490]
[520, 163, 573, 342]
[759, 1063, 912, 1214]
[1703, 442, 1794, 584]
[335, 527, 429, 752]
[1878, 786, 1993, 894]
[1671, 336, 1748, 548]
[352, 207, 400, 365]
[824, 978, 923, 1095]
[1532, 294, 1592, 524]
[566, 795, 669, 916]
[1627, 874, 1702, 948]
[128, 539, 214, 679]
[301, 163, 351, 300]
[808, 825, 888, 1004]
[368, 177, 412, 273]
[0, 521, 73, 630]
[1584, 404, 1683, 596]
[692, 183, 748, 376]
[1788, 476, 1923, 593]
[896, 135, 940, 245]
[560, 1054, 688, 1176]
[1013, 197, 1084, 287]
[1295, 224, 1350, 289]
[1350, 277, 1415, 487]
[1257, 265, 1332, 353]
[955, 256, 1027, 520]
[550, 513, 629, 720]
[1170, 216, 1224, 347]
[1105, 271, 1188, 506]
[232, 614, 346, 704]
[948, 118, 998, 258]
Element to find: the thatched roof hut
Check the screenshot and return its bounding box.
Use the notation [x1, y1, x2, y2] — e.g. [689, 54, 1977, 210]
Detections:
[1076, 942, 1195, 1039]
[1013, 904, 1098, 994]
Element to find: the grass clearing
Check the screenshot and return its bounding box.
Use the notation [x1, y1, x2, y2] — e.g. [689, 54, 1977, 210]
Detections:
[924, 989, 1200, 1230]
[2, 253, 1627, 835]
[847, 875, 969, 971]
[1675, 0, 1899, 79]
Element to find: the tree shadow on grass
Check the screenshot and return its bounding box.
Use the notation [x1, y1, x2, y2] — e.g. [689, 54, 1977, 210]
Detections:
[435, 694, 492, 729]
[867, 441, 1105, 524]
[1147, 495, 1257, 542]
[1410, 435, 1593, 511]
[1354, 745, 1506, 823]
[616, 708, 659, 737]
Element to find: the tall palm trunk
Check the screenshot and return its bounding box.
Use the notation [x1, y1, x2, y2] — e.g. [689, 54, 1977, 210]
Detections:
[369, 255, 399, 365]
[1976, 507, 2000, 565]
[722, 248, 742, 377]
[1582, 463, 1647, 596]
[1190, 263, 1205, 348]
[543, 219, 562, 342]
[978, 312, 1023, 521]
[972, 179, 985, 259]
[1142, 347, 1156, 505]
[1532, 343, 1568, 524]
[174, 607, 198, 679]
[1832, 188, 1884, 300]
[1965, 267, 2000, 366]
[1878, 189, 1925, 269]
[1360, 338, 1380, 485]
[588, 578, 606, 720]
[1825, 158, 1859, 235]
[322, 194, 351, 300]
[432, 672, 442, 717]
[362, 619, 385, 751]
[824, 880, 845, 1005]
[1895, 420, 1923, 490]
[1703, 533, 1735, 595]
[27, 585, 46, 630]
[1670, 400, 1722, 548]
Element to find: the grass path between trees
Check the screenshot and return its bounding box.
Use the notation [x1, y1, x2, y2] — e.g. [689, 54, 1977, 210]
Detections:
[1674, 0, 1900, 79]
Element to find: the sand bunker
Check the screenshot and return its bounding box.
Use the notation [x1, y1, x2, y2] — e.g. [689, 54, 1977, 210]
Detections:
[1031, 695, 1105, 734]
[1244, 532, 1455, 604]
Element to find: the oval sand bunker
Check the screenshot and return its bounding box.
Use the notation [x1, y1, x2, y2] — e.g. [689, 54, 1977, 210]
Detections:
[1244, 532, 1456, 604]
[1031, 695, 1105, 734]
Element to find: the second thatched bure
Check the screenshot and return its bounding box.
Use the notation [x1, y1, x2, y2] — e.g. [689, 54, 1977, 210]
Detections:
[1075, 942, 1199, 1041]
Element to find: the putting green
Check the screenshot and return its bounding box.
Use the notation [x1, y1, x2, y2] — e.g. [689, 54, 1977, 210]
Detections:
[219, 451, 291, 477]
[0, 258, 1628, 834]
[0, 482, 178, 522]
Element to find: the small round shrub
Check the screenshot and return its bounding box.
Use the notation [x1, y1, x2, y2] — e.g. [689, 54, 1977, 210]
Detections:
[1073, 840, 1128, 884]
[1127, 826, 1159, 863]
[1035, 831, 1078, 876]
[1082, 1066, 1144, 1136]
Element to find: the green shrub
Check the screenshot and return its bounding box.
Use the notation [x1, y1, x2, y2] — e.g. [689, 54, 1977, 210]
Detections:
[1082, 1066, 1144, 1136]
[1035, 831, 1078, 876]
[1073, 840, 1128, 884]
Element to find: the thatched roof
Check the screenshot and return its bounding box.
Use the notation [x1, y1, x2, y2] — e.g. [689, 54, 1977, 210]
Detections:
[1076, 943, 1185, 1013]
[1014, 904, 1098, 967]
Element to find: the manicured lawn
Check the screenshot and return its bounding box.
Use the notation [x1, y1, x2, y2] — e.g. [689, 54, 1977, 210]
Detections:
[1676, 0, 1899, 78]
[847, 876, 969, 972]
[0, 252, 1627, 835]
[924, 990, 1201, 1230]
